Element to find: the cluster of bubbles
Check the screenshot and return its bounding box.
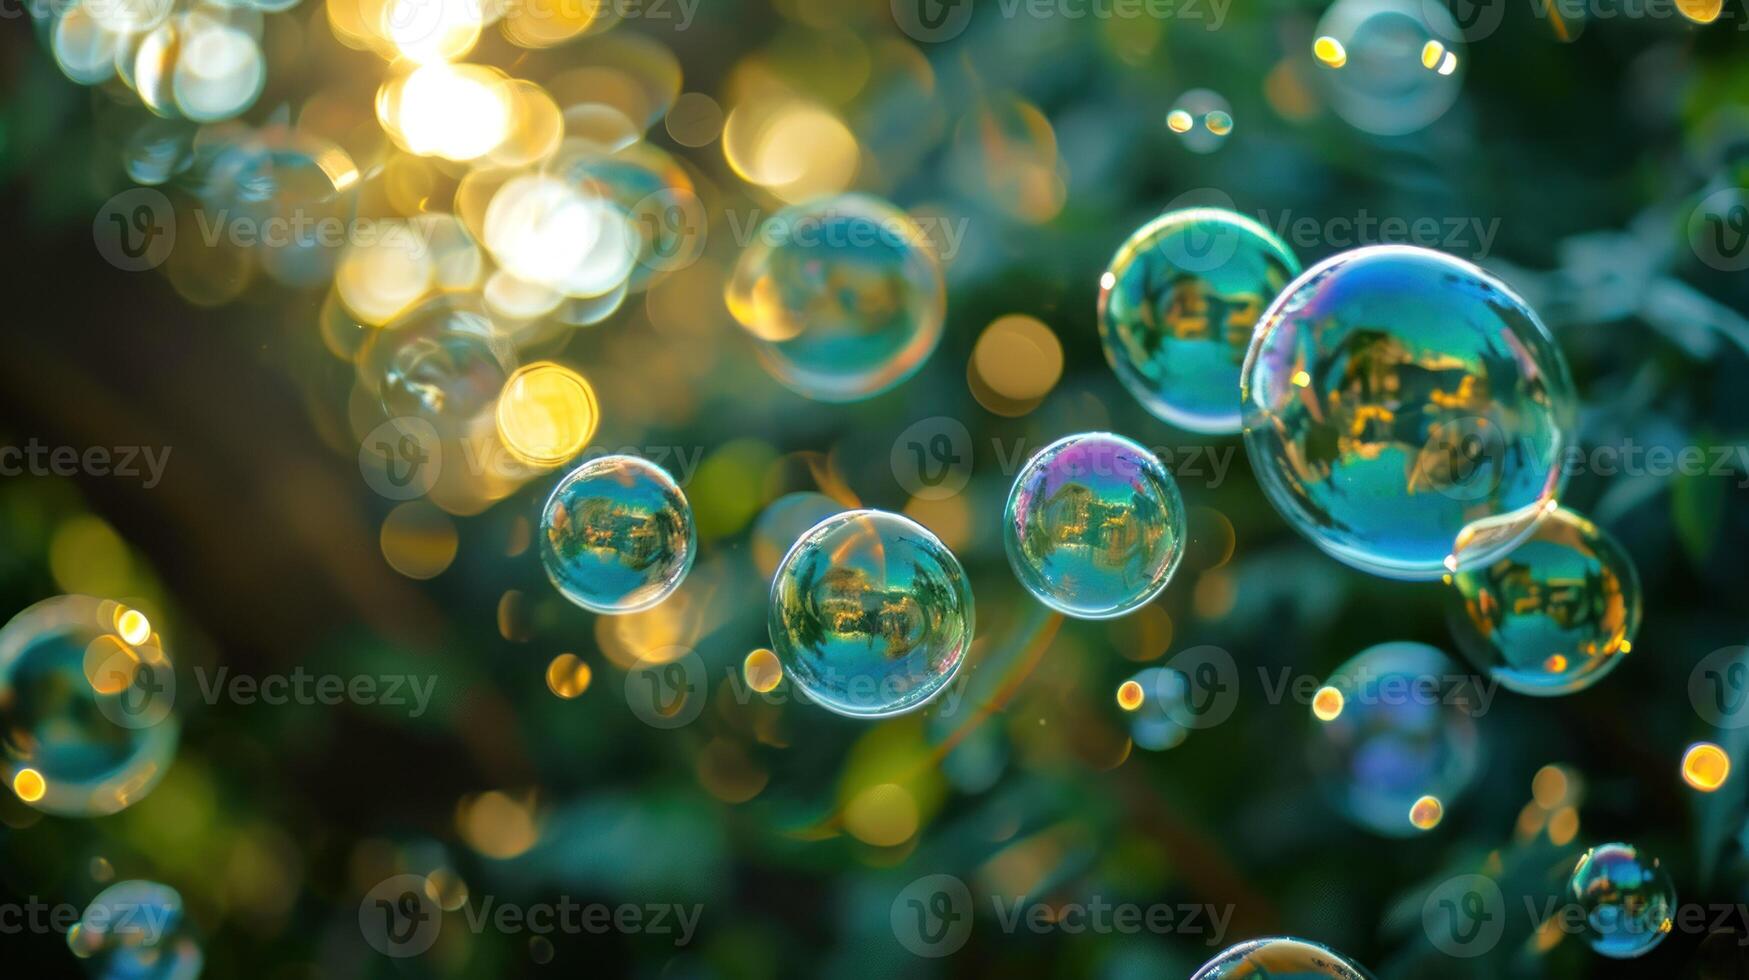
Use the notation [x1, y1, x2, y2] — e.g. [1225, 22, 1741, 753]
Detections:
[1567, 842, 1677, 959]
[1307, 642, 1481, 837]
[0, 595, 178, 818]
[539, 455, 697, 616]
[68, 879, 202, 979]
[1190, 936, 1373, 978]
[725, 193, 946, 402]
[767, 510, 973, 719]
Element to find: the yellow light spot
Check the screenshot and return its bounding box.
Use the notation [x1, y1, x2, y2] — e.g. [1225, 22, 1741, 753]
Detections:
[384, 0, 482, 64]
[457, 790, 539, 859]
[1203, 111, 1233, 136]
[1421, 40, 1446, 70]
[969, 314, 1064, 416]
[1313, 35, 1348, 68]
[1409, 795, 1444, 830]
[380, 63, 512, 162]
[843, 783, 918, 847]
[114, 608, 152, 646]
[12, 768, 46, 803]
[1544, 653, 1568, 674]
[423, 868, 469, 911]
[545, 654, 592, 699]
[496, 362, 600, 468]
[1532, 764, 1569, 809]
[1291, 369, 1311, 388]
[1678, 0, 1724, 23]
[1619, 640, 1633, 654]
[1166, 109, 1194, 133]
[379, 502, 458, 580]
[83, 634, 140, 696]
[1116, 680, 1145, 712]
[743, 649, 783, 694]
[1312, 685, 1345, 722]
[1548, 805, 1579, 845]
[1682, 742, 1731, 792]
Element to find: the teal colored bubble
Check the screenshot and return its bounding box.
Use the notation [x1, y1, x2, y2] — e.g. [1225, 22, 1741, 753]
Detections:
[726, 193, 945, 402]
[1099, 208, 1300, 434]
[0, 596, 179, 818]
[1004, 433, 1185, 619]
[359, 297, 518, 435]
[70, 879, 203, 979]
[769, 510, 972, 718]
[1308, 642, 1481, 837]
[1122, 667, 1189, 751]
[540, 455, 696, 615]
[1568, 842, 1676, 959]
[1191, 937, 1375, 979]
[1242, 245, 1576, 580]
[1448, 507, 1640, 696]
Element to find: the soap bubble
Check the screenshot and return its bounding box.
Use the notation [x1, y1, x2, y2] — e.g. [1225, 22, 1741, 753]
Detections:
[1099, 208, 1301, 433]
[359, 297, 518, 435]
[1191, 936, 1375, 979]
[726, 193, 945, 402]
[0, 596, 178, 817]
[1568, 842, 1676, 959]
[1004, 433, 1186, 619]
[1308, 641, 1481, 837]
[1167, 89, 1235, 154]
[768, 510, 972, 718]
[1120, 667, 1190, 751]
[540, 455, 696, 615]
[68, 879, 202, 979]
[1447, 507, 1640, 696]
[1242, 244, 1576, 580]
[1315, 0, 1464, 136]
[551, 140, 703, 291]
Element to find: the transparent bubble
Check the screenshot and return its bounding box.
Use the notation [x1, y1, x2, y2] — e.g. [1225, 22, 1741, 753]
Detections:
[1191, 937, 1374, 979]
[726, 193, 945, 402]
[551, 140, 701, 292]
[359, 297, 518, 434]
[1121, 667, 1189, 751]
[768, 510, 972, 718]
[1241, 245, 1576, 580]
[1099, 208, 1301, 433]
[1315, 0, 1463, 136]
[751, 492, 846, 579]
[171, 12, 266, 123]
[1447, 507, 1640, 696]
[0, 596, 179, 818]
[540, 456, 696, 615]
[1004, 433, 1185, 620]
[1568, 842, 1676, 959]
[1168, 89, 1234, 154]
[68, 879, 202, 979]
[189, 124, 360, 287]
[1307, 641, 1481, 837]
[122, 118, 196, 186]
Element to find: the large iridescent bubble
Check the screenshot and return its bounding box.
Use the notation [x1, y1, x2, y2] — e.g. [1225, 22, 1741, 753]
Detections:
[0, 596, 178, 817]
[1098, 208, 1300, 433]
[1447, 507, 1640, 696]
[769, 510, 972, 718]
[1242, 245, 1576, 580]
[69, 879, 203, 979]
[540, 455, 696, 615]
[1307, 641, 1481, 837]
[1567, 842, 1676, 959]
[726, 193, 945, 402]
[1191, 936, 1375, 979]
[1004, 433, 1185, 619]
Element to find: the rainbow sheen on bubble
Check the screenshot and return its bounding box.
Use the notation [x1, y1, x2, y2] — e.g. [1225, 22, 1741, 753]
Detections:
[726, 193, 945, 402]
[359, 296, 518, 435]
[1568, 842, 1676, 959]
[69, 879, 202, 979]
[1447, 507, 1640, 696]
[0, 596, 178, 818]
[1308, 642, 1481, 837]
[1242, 245, 1576, 580]
[1191, 936, 1375, 979]
[768, 510, 972, 718]
[1004, 433, 1185, 619]
[1099, 207, 1300, 433]
[540, 455, 696, 615]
